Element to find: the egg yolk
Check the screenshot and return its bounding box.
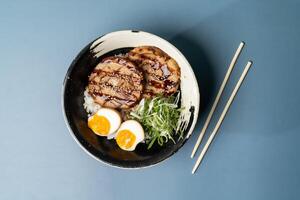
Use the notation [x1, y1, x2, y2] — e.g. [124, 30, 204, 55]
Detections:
[116, 129, 136, 149]
[88, 115, 110, 136]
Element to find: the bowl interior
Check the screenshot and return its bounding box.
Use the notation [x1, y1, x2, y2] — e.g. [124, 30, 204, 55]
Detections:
[63, 30, 199, 168]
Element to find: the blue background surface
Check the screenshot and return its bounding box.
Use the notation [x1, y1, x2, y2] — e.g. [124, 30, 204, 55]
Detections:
[1, 0, 300, 199]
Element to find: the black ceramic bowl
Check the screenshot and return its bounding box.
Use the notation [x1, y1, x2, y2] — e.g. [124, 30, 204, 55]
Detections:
[62, 30, 200, 168]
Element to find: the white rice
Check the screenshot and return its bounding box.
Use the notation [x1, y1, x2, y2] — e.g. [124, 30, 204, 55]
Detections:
[83, 88, 101, 116]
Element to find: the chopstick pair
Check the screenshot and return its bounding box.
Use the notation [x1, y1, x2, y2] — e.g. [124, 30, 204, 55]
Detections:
[191, 42, 252, 174]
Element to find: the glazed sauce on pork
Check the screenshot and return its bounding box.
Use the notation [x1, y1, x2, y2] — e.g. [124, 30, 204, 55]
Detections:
[88, 46, 180, 110]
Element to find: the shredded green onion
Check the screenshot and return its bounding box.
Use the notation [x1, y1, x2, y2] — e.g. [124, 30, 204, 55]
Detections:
[129, 93, 184, 149]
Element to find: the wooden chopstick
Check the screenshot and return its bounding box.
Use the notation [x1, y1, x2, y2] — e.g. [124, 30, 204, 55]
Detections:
[192, 61, 253, 174]
[190, 42, 245, 158]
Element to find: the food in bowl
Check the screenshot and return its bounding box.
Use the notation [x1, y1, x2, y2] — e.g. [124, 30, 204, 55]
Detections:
[63, 30, 200, 168]
[87, 108, 121, 137]
[87, 56, 144, 109]
[128, 46, 181, 98]
[115, 120, 145, 151]
[129, 93, 183, 149]
[84, 46, 188, 151]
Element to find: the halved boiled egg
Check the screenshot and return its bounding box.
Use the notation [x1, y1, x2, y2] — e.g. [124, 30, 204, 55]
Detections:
[115, 120, 145, 151]
[88, 108, 121, 137]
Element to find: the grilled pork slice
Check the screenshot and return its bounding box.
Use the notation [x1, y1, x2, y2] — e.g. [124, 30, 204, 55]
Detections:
[128, 46, 180, 98]
[88, 56, 144, 109]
